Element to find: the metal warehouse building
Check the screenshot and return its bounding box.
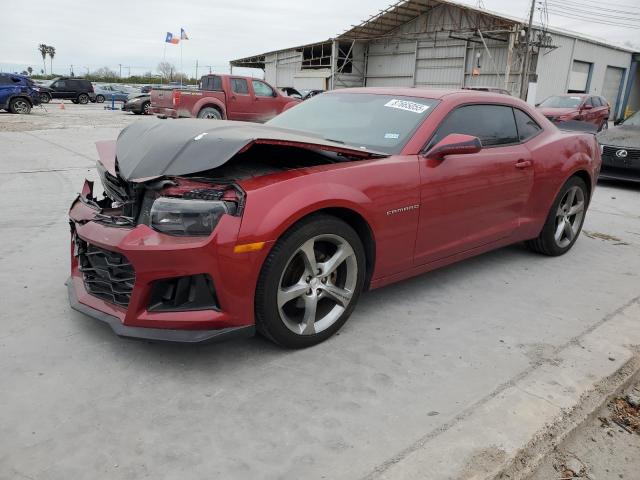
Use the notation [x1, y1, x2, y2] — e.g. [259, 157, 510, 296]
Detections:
[231, 0, 639, 120]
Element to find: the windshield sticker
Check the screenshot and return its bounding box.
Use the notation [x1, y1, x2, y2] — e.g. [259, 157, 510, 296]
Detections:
[384, 133, 400, 139]
[384, 99, 430, 114]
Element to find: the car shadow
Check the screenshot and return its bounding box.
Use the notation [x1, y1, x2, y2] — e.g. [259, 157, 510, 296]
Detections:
[598, 178, 640, 191]
[68, 242, 539, 370]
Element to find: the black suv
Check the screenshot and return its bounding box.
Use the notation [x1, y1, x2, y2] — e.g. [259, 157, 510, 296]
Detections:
[45, 77, 95, 104]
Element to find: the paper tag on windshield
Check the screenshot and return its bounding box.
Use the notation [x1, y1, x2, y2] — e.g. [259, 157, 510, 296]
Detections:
[384, 99, 430, 114]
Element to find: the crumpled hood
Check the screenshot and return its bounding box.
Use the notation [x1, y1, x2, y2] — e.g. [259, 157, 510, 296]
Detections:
[597, 125, 640, 149]
[114, 119, 387, 181]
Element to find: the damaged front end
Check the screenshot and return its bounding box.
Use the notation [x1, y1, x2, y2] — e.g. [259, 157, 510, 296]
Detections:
[68, 119, 385, 342]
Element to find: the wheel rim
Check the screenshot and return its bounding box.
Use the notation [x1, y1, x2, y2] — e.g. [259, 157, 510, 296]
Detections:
[79, 95, 88, 104]
[278, 234, 357, 335]
[14, 100, 29, 113]
[143, 103, 150, 114]
[554, 186, 585, 248]
[602, 122, 608, 130]
[202, 110, 220, 119]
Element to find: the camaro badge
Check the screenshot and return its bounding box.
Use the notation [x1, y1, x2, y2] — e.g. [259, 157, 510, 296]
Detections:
[387, 204, 420, 216]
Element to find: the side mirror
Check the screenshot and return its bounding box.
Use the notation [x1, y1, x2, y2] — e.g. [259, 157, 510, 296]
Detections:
[425, 134, 482, 161]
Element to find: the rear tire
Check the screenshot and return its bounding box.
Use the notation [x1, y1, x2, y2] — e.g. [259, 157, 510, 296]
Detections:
[526, 176, 588, 256]
[39, 92, 51, 103]
[142, 101, 151, 115]
[197, 107, 222, 119]
[599, 120, 608, 132]
[255, 214, 366, 348]
[9, 97, 31, 114]
[77, 93, 89, 104]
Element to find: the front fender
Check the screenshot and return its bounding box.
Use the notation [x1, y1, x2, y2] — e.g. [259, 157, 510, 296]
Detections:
[240, 180, 375, 245]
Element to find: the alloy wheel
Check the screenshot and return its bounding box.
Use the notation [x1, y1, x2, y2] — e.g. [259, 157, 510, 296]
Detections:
[554, 186, 585, 248]
[13, 99, 29, 114]
[277, 234, 357, 335]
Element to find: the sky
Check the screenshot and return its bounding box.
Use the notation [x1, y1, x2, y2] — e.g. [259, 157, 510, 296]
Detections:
[2, 0, 639, 77]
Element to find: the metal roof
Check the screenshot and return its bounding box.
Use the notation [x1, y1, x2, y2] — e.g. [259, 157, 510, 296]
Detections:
[230, 0, 636, 66]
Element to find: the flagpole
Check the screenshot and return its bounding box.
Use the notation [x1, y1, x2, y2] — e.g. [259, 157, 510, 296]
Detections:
[180, 41, 183, 87]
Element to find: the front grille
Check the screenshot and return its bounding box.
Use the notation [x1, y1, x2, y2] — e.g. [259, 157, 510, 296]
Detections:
[602, 145, 640, 160]
[75, 237, 135, 306]
[97, 161, 131, 205]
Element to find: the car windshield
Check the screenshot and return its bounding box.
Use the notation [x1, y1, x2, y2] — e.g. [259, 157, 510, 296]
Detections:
[539, 96, 583, 108]
[622, 111, 640, 127]
[267, 93, 438, 154]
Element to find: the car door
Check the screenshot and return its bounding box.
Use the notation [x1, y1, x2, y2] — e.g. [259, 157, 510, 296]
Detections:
[414, 104, 535, 265]
[581, 97, 597, 126]
[226, 78, 253, 121]
[50, 80, 71, 99]
[251, 79, 280, 122]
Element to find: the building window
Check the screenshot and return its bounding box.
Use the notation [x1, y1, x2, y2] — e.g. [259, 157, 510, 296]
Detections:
[337, 42, 353, 74]
[300, 43, 332, 69]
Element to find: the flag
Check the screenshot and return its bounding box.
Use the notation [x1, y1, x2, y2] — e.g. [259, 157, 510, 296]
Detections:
[165, 32, 180, 44]
[180, 28, 189, 40]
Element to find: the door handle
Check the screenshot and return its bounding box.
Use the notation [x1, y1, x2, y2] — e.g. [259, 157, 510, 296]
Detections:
[515, 159, 532, 169]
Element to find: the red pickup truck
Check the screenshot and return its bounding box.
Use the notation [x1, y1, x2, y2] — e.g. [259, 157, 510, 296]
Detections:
[150, 74, 300, 121]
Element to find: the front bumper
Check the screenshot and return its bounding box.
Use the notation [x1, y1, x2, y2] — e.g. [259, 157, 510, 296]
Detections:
[68, 279, 254, 343]
[68, 194, 268, 342]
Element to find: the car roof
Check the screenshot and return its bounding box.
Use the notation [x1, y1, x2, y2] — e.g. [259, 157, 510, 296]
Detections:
[325, 87, 522, 103]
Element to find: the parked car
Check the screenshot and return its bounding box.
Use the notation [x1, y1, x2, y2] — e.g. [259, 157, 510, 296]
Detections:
[47, 77, 95, 104]
[94, 85, 131, 103]
[537, 94, 610, 132]
[302, 89, 324, 100]
[68, 89, 600, 348]
[0, 73, 41, 114]
[122, 93, 151, 115]
[281, 87, 303, 99]
[463, 86, 511, 95]
[150, 74, 300, 121]
[597, 110, 640, 183]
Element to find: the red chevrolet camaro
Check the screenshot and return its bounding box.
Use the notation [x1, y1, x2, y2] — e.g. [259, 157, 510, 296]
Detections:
[68, 88, 601, 348]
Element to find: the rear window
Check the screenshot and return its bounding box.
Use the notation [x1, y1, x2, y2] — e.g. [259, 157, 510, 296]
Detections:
[231, 78, 249, 94]
[203, 76, 222, 91]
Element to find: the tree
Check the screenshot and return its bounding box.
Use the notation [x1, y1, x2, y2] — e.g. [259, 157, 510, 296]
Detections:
[157, 62, 176, 81]
[92, 66, 118, 79]
[38, 44, 48, 75]
[46, 46, 56, 75]
[27, 67, 33, 76]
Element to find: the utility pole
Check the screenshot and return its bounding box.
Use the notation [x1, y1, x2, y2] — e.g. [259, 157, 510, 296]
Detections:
[519, 0, 536, 100]
[195, 59, 198, 80]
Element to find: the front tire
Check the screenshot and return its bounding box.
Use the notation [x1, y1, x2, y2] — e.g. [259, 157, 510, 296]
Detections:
[9, 97, 31, 114]
[526, 176, 588, 256]
[40, 92, 51, 103]
[197, 106, 222, 119]
[255, 215, 366, 348]
[142, 101, 151, 115]
[77, 93, 89, 104]
[96, 94, 105, 103]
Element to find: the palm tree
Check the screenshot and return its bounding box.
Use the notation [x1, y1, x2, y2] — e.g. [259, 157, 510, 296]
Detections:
[38, 44, 48, 75]
[47, 46, 56, 75]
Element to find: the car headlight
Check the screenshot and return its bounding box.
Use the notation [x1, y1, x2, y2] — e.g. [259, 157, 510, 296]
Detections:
[150, 197, 231, 236]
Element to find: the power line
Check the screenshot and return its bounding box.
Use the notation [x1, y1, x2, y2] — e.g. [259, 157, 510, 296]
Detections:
[549, 0, 640, 16]
[546, 2, 640, 22]
[546, 8, 640, 28]
[551, 0, 640, 10]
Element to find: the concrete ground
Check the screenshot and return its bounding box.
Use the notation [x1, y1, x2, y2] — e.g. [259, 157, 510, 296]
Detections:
[529, 380, 640, 480]
[1, 104, 640, 480]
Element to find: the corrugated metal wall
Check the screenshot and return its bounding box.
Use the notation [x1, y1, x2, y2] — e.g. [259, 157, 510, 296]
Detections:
[535, 32, 633, 116]
[264, 49, 302, 89]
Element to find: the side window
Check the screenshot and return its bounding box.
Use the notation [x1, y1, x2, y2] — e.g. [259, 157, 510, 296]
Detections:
[207, 76, 222, 91]
[584, 97, 593, 107]
[230, 78, 249, 95]
[430, 104, 519, 148]
[513, 108, 542, 142]
[252, 80, 275, 97]
[54, 80, 66, 89]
